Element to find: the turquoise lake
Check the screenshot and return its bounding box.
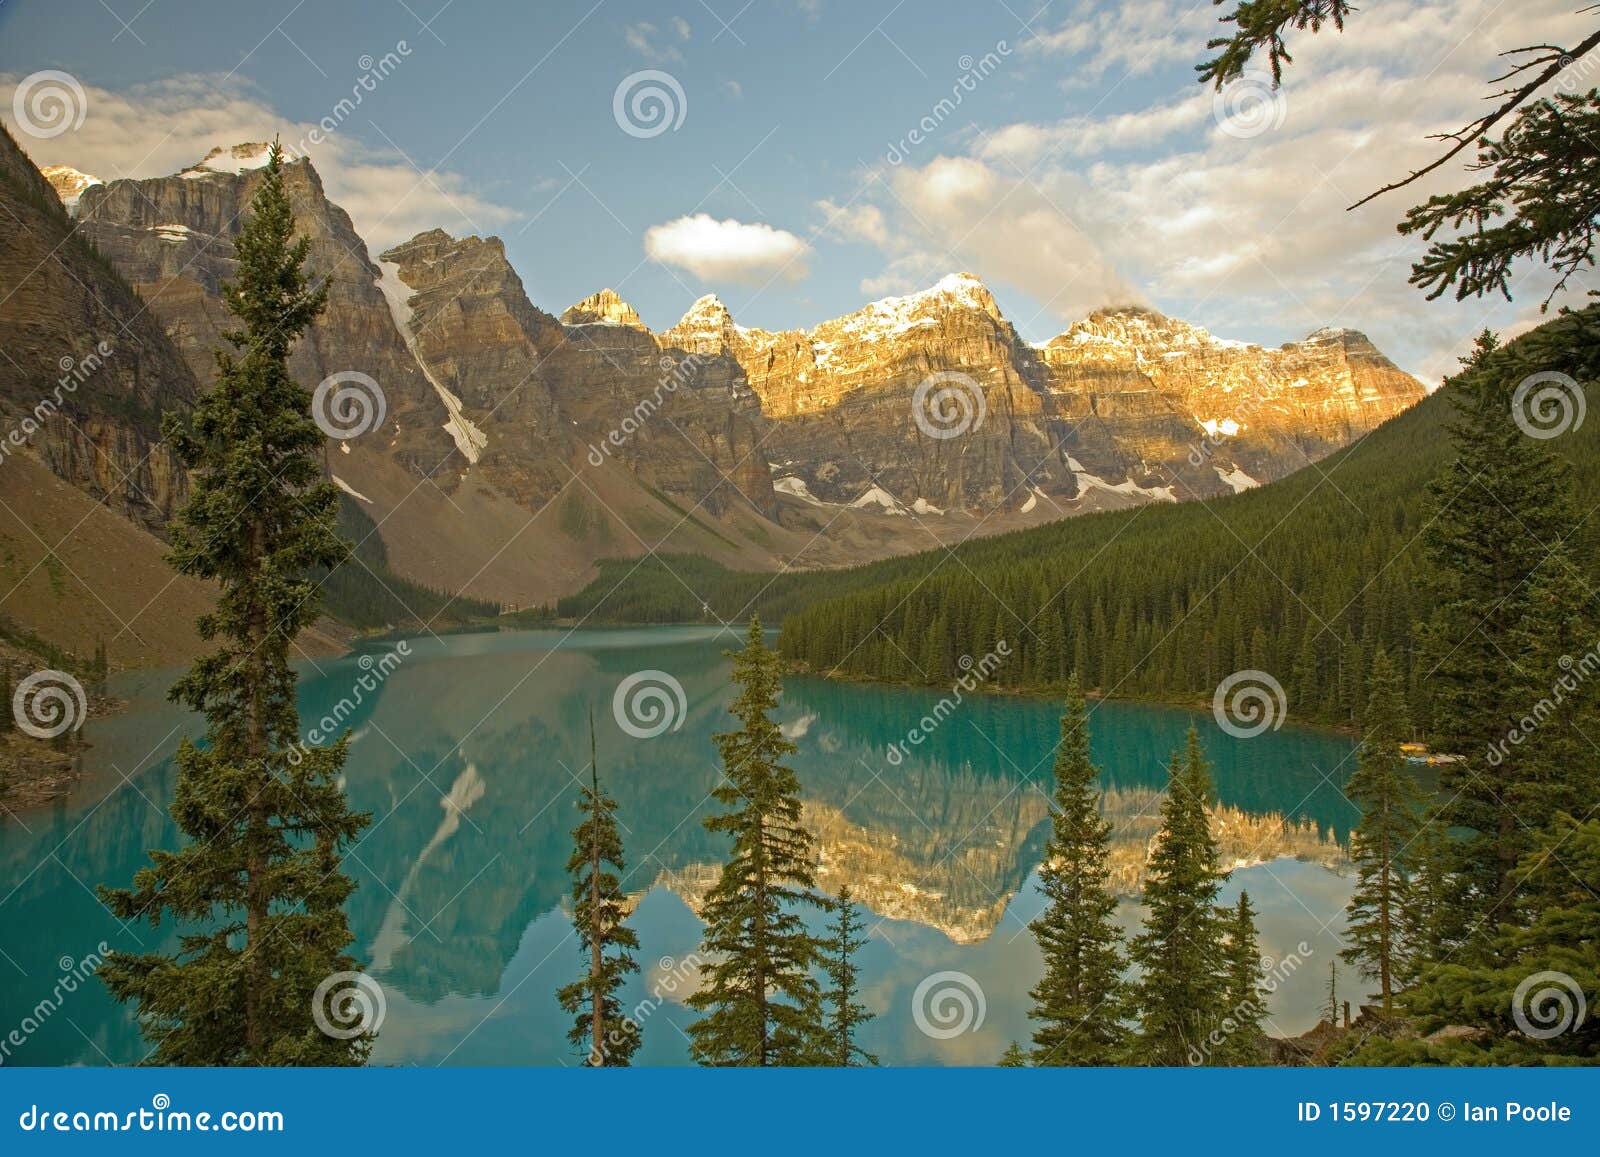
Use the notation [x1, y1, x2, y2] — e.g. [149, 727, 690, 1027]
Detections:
[0, 625, 1375, 1065]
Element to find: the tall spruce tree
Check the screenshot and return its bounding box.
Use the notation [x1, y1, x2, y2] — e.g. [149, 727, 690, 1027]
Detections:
[1418, 332, 1578, 944]
[1217, 892, 1266, 1065]
[1128, 729, 1228, 1065]
[1399, 812, 1451, 985]
[1340, 650, 1425, 1010]
[687, 618, 827, 1065]
[557, 709, 641, 1065]
[1500, 550, 1600, 847]
[1027, 675, 1128, 1065]
[97, 142, 371, 1065]
[820, 886, 877, 1066]
[1369, 816, 1600, 1064]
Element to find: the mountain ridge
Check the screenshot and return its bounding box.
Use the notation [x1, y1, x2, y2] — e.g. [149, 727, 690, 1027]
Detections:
[27, 140, 1428, 610]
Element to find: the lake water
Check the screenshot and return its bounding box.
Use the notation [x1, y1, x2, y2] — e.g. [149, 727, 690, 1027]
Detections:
[0, 626, 1370, 1066]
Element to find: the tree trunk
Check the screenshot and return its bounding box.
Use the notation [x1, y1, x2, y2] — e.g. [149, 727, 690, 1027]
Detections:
[244, 520, 268, 1062]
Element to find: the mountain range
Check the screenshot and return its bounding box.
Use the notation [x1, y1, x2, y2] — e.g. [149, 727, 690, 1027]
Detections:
[3, 132, 1427, 659]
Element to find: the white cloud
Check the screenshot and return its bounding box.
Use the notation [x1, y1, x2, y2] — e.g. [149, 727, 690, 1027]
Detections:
[624, 20, 690, 64]
[814, 199, 888, 246]
[1024, 0, 1219, 86]
[644, 213, 811, 284]
[0, 73, 516, 251]
[838, 0, 1593, 367]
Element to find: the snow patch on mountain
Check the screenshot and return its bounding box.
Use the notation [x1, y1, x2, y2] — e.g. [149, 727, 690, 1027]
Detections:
[850, 486, 908, 515]
[331, 474, 372, 503]
[40, 165, 101, 211]
[1067, 456, 1177, 503]
[773, 475, 826, 505]
[376, 259, 488, 464]
[1215, 465, 1259, 493]
[179, 143, 279, 178]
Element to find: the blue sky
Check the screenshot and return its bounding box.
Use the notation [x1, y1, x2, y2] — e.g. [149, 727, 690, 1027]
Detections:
[1, 0, 1589, 377]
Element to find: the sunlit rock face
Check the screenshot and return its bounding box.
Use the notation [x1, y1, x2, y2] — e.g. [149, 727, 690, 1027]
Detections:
[43, 142, 1423, 603]
[72, 146, 455, 478]
[1036, 306, 1425, 498]
[0, 128, 193, 532]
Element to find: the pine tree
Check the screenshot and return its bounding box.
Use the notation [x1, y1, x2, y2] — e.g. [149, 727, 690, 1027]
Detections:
[688, 618, 827, 1066]
[1323, 962, 1339, 1027]
[1027, 675, 1127, 1065]
[97, 142, 371, 1065]
[557, 709, 641, 1065]
[1501, 551, 1600, 850]
[1128, 729, 1228, 1065]
[998, 1040, 1030, 1067]
[820, 886, 877, 1066]
[1340, 650, 1425, 1011]
[1418, 333, 1577, 944]
[1217, 892, 1266, 1065]
[1397, 809, 1452, 993]
[1353, 817, 1600, 1065]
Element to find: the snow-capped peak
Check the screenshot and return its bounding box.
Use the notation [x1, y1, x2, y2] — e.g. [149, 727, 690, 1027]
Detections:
[40, 164, 102, 211]
[665, 292, 743, 354]
[561, 288, 646, 329]
[686, 292, 727, 313]
[178, 142, 284, 179]
[823, 272, 1002, 343]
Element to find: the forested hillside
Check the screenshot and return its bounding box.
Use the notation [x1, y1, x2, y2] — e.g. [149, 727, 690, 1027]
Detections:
[562, 307, 1600, 727]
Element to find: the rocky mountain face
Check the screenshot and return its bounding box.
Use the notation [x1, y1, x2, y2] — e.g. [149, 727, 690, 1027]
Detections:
[72, 143, 454, 478]
[669, 275, 1425, 513]
[27, 140, 1427, 607]
[0, 125, 193, 534]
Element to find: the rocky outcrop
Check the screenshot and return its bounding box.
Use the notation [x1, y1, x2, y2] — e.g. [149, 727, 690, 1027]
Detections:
[73, 144, 456, 479]
[682, 279, 1425, 513]
[560, 287, 645, 329]
[1036, 307, 1425, 497]
[37, 140, 1426, 606]
[0, 125, 193, 532]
